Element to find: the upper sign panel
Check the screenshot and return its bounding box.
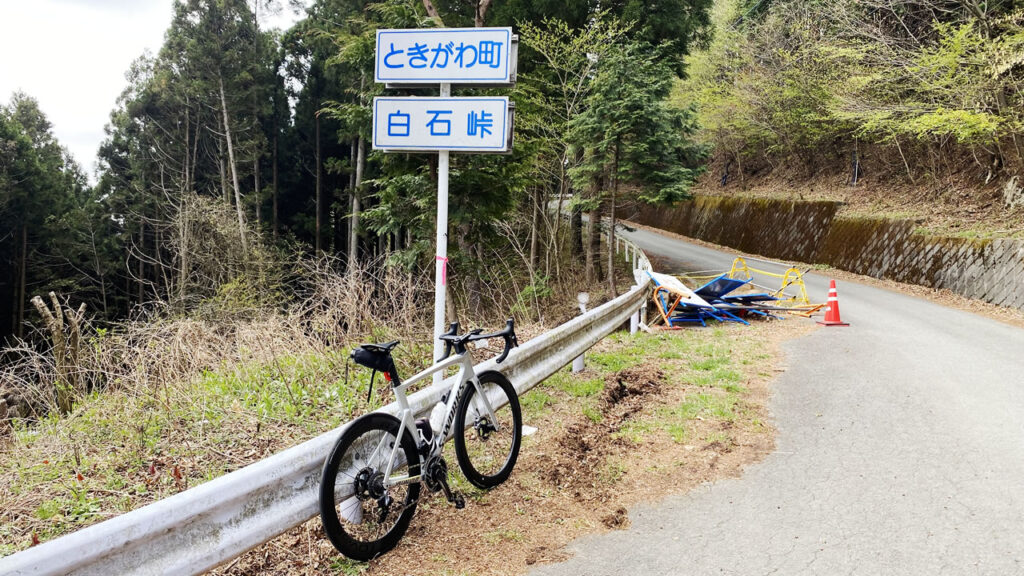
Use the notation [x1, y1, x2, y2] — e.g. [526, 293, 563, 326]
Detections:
[375, 27, 513, 84]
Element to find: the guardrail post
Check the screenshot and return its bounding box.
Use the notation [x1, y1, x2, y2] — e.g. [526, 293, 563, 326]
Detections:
[630, 308, 639, 334]
[572, 292, 589, 373]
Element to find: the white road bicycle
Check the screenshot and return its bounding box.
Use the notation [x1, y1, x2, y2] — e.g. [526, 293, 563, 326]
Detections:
[319, 319, 522, 561]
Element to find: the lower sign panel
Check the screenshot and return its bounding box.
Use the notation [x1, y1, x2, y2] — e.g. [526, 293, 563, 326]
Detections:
[372, 97, 510, 152]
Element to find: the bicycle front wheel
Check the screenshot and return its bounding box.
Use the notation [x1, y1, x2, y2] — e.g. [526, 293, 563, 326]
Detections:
[319, 413, 421, 561]
[454, 370, 522, 489]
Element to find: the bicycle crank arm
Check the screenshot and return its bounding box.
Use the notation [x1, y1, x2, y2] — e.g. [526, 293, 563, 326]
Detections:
[439, 478, 465, 510]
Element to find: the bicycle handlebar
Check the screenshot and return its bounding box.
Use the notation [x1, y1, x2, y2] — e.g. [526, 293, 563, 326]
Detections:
[437, 318, 518, 364]
[469, 318, 518, 363]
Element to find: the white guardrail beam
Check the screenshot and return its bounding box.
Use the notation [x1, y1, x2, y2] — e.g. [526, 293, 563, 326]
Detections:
[1, 237, 651, 576]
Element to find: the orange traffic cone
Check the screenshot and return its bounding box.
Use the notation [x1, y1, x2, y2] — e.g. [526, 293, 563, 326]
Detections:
[817, 279, 849, 326]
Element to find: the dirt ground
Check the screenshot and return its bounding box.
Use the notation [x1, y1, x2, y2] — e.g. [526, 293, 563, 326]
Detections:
[214, 317, 814, 576]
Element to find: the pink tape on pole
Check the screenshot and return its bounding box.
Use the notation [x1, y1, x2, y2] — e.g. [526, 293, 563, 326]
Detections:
[436, 256, 449, 286]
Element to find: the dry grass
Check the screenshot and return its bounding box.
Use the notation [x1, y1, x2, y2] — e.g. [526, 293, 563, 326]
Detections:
[0, 259, 439, 556]
[0, 231, 636, 559]
[1, 258, 431, 420]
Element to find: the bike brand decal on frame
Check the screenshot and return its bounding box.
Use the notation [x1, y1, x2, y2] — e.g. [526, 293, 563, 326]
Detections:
[441, 379, 474, 439]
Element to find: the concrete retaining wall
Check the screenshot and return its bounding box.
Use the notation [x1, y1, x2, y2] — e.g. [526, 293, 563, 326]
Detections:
[630, 197, 1024, 310]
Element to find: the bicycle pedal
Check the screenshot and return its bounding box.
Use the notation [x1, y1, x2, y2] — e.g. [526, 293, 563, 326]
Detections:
[453, 494, 465, 509]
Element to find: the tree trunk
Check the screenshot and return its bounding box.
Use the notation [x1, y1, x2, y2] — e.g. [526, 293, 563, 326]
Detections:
[90, 230, 109, 316]
[585, 161, 602, 283]
[607, 141, 620, 297]
[31, 293, 85, 415]
[190, 102, 200, 195]
[585, 205, 601, 284]
[16, 224, 27, 338]
[340, 139, 356, 257]
[252, 0, 262, 229]
[218, 136, 228, 204]
[254, 150, 261, 228]
[315, 111, 322, 254]
[178, 198, 189, 304]
[272, 132, 279, 238]
[138, 219, 145, 305]
[183, 104, 191, 198]
[421, 0, 444, 25]
[219, 74, 247, 253]
[349, 140, 357, 192]
[349, 136, 365, 274]
[554, 161, 566, 254]
[570, 205, 583, 258]
[475, 0, 493, 27]
[529, 188, 540, 270]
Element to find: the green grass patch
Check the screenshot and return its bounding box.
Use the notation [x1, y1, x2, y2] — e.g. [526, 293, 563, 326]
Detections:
[691, 356, 729, 371]
[622, 389, 742, 444]
[521, 390, 556, 419]
[483, 528, 523, 543]
[599, 458, 628, 484]
[546, 370, 604, 397]
[581, 404, 603, 423]
[330, 557, 369, 575]
[704, 431, 732, 446]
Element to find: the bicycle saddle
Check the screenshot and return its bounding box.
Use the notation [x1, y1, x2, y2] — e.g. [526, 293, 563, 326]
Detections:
[361, 340, 400, 353]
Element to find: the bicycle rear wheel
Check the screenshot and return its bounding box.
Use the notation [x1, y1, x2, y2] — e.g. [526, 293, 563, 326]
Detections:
[454, 370, 522, 489]
[319, 413, 421, 561]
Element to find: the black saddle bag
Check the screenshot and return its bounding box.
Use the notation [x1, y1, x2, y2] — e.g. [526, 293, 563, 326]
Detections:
[351, 346, 396, 375]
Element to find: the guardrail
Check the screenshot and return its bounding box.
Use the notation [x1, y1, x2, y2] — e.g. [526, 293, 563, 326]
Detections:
[1, 245, 652, 576]
[615, 228, 652, 273]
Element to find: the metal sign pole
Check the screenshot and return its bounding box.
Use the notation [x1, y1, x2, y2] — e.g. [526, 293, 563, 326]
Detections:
[433, 82, 451, 384]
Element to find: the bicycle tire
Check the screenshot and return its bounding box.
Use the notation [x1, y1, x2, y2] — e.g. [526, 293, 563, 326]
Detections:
[454, 370, 522, 489]
[319, 412, 421, 561]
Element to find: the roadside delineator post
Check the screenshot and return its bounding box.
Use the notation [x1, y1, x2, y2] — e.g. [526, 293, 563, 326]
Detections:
[817, 279, 850, 326]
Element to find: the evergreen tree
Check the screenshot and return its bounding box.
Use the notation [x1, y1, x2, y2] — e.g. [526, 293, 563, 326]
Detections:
[570, 39, 706, 294]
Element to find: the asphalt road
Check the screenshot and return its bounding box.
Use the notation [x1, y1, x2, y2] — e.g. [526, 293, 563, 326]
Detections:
[529, 225, 1024, 576]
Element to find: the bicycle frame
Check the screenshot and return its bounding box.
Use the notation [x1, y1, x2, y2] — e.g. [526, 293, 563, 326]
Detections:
[381, 348, 502, 488]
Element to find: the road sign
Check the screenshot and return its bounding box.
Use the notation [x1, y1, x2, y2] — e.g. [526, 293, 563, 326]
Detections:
[375, 28, 514, 85]
[372, 97, 510, 152]
[372, 27, 518, 384]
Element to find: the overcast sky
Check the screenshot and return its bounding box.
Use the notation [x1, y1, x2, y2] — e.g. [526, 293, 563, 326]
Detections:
[0, 0, 308, 181]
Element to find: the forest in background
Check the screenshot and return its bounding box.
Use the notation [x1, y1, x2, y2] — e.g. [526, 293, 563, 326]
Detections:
[0, 0, 712, 424]
[679, 0, 1024, 196]
[0, 0, 710, 346]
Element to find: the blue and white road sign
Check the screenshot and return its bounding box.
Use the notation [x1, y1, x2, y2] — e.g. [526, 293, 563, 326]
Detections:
[375, 28, 513, 84]
[372, 97, 510, 152]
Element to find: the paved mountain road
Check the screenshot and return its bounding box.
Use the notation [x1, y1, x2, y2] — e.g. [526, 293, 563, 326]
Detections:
[529, 225, 1024, 575]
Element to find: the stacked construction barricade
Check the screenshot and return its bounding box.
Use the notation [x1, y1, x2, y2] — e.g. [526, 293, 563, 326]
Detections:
[726, 257, 824, 317]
